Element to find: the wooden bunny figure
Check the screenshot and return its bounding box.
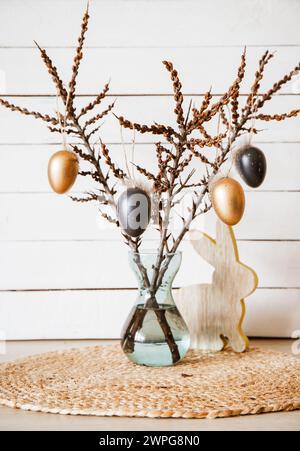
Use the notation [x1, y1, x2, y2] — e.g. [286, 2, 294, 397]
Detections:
[175, 219, 258, 352]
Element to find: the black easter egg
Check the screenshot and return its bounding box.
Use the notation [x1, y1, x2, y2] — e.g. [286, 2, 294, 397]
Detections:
[117, 187, 151, 237]
[235, 146, 267, 188]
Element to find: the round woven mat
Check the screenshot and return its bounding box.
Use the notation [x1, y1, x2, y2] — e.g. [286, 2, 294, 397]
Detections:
[0, 344, 299, 419]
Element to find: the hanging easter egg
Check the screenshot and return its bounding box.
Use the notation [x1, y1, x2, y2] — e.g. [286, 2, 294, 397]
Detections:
[211, 177, 245, 226]
[235, 146, 267, 188]
[117, 187, 151, 237]
[48, 150, 79, 194]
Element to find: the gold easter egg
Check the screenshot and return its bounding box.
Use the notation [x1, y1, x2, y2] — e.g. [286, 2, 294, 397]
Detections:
[211, 177, 245, 226]
[48, 150, 79, 194]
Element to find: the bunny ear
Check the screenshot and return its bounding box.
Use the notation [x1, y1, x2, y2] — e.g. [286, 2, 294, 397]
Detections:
[189, 229, 217, 267]
[215, 219, 238, 262]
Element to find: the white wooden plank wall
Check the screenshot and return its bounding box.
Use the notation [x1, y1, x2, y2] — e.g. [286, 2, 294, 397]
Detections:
[0, 0, 299, 339]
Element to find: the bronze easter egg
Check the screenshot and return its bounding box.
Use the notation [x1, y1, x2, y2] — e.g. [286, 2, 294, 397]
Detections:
[48, 150, 79, 194]
[211, 177, 245, 226]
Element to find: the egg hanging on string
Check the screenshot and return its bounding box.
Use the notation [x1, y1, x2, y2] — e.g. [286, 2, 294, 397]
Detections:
[48, 150, 79, 194]
[211, 177, 245, 226]
[117, 187, 151, 237]
[235, 146, 267, 188]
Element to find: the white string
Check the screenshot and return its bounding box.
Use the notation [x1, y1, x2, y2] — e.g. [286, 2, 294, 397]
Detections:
[131, 128, 136, 184]
[55, 87, 71, 151]
[207, 111, 224, 195]
[216, 111, 222, 161]
[225, 103, 235, 177]
[207, 111, 224, 194]
[248, 96, 256, 147]
[120, 125, 132, 181]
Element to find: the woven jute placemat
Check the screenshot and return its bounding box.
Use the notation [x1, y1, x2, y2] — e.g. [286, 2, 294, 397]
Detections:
[0, 344, 299, 419]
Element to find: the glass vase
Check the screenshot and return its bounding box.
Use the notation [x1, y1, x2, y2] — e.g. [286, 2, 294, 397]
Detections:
[121, 251, 190, 367]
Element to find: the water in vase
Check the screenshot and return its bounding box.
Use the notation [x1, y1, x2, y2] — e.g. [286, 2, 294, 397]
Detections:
[121, 252, 190, 367]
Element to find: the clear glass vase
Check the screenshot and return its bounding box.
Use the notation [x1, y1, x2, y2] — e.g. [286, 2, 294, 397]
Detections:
[121, 251, 190, 367]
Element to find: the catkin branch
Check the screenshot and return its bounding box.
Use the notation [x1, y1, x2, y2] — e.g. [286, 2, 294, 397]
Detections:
[84, 101, 115, 128]
[162, 60, 185, 127]
[231, 48, 246, 125]
[70, 193, 99, 203]
[78, 82, 110, 118]
[101, 143, 126, 179]
[117, 115, 176, 138]
[67, 6, 90, 117]
[133, 163, 157, 182]
[0, 98, 59, 125]
[34, 41, 68, 103]
[245, 50, 274, 111]
[199, 89, 213, 115]
[255, 109, 300, 121]
[255, 60, 300, 110]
